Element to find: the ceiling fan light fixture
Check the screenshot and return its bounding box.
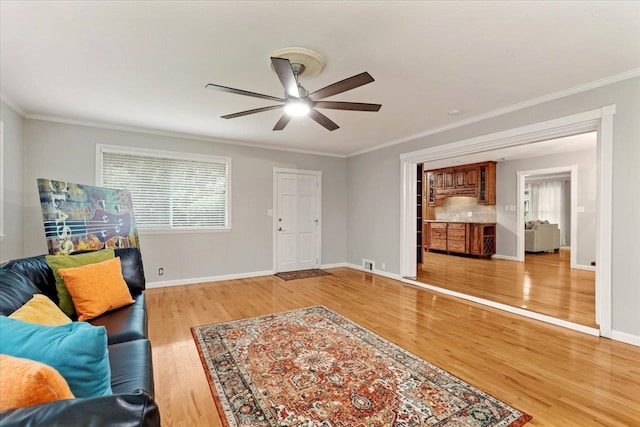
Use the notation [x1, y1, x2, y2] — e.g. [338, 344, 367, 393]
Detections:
[284, 100, 310, 116]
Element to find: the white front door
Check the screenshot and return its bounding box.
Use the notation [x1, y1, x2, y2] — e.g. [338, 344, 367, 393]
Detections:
[275, 170, 320, 273]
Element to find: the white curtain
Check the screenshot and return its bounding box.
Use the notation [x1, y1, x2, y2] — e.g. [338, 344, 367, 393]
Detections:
[529, 180, 566, 246]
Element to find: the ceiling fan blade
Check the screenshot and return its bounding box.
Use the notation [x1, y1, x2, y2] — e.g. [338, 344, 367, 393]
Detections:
[313, 101, 382, 112]
[307, 72, 375, 101]
[221, 105, 283, 119]
[273, 114, 292, 131]
[206, 83, 285, 102]
[271, 57, 300, 98]
[308, 108, 339, 131]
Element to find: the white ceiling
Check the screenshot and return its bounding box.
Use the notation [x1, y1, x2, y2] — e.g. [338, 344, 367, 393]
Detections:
[1, 1, 639, 157]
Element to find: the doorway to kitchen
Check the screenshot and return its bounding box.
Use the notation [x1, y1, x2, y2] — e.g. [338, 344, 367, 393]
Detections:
[400, 106, 614, 337]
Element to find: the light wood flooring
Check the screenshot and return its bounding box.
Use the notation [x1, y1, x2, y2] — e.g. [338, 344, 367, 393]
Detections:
[417, 249, 597, 327]
[146, 268, 639, 426]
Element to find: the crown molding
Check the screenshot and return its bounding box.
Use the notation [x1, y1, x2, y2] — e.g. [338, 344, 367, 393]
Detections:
[0, 94, 26, 116]
[24, 114, 346, 159]
[348, 68, 640, 158]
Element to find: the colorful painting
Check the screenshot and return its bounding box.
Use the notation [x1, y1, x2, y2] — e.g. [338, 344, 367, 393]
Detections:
[37, 178, 139, 255]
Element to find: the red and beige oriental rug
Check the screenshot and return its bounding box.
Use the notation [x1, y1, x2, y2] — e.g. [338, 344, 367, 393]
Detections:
[191, 306, 531, 427]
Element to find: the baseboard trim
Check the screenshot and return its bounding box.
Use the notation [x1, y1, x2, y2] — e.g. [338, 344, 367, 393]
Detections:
[573, 264, 596, 272]
[492, 254, 519, 261]
[320, 262, 348, 269]
[611, 330, 640, 347]
[345, 264, 600, 337]
[346, 263, 404, 281]
[146, 269, 274, 289]
[145, 264, 618, 343]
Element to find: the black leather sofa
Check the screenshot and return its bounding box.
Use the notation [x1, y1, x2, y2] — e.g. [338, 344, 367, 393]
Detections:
[0, 248, 161, 427]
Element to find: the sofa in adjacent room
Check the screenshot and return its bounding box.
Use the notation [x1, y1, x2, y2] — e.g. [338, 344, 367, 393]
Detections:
[0, 248, 160, 427]
[524, 220, 561, 253]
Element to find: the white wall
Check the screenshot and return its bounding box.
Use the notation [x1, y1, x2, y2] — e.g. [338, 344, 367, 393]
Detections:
[347, 76, 640, 337]
[0, 101, 24, 262]
[22, 119, 347, 283]
[496, 148, 596, 266]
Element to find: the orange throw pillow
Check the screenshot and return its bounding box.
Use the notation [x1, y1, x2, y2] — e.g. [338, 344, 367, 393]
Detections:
[58, 257, 135, 321]
[0, 354, 74, 410]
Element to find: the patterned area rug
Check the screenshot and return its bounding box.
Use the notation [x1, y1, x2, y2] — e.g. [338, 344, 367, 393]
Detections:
[275, 269, 331, 281]
[192, 306, 531, 427]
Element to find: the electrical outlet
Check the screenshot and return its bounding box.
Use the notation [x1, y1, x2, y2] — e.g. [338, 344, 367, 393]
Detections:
[158, 267, 164, 276]
[381, 263, 386, 270]
[466, 212, 473, 217]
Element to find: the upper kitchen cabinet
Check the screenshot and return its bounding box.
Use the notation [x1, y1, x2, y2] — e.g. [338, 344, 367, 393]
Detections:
[425, 161, 496, 205]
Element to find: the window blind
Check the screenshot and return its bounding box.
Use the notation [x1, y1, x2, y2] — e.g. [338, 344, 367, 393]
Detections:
[101, 150, 230, 229]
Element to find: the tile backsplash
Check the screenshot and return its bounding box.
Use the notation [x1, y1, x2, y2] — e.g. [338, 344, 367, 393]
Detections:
[434, 197, 497, 222]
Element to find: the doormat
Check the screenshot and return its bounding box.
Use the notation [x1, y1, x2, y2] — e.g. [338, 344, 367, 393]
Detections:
[275, 269, 331, 281]
[191, 306, 532, 427]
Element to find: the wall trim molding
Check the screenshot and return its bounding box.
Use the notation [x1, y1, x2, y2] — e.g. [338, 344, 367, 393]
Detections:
[6, 69, 638, 160]
[25, 113, 345, 159]
[321, 262, 349, 269]
[491, 254, 519, 261]
[346, 263, 405, 281]
[611, 330, 640, 348]
[346, 264, 600, 337]
[351, 68, 640, 157]
[400, 105, 615, 338]
[146, 269, 274, 289]
[0, 95, 26, 116]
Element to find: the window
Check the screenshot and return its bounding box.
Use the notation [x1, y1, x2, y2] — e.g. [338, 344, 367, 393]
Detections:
[98, 145, 231, 231]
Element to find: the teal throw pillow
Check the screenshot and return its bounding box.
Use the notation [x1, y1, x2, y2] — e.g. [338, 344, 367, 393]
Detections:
[45, 248, 115, 316]
[0, 315, 112, 398]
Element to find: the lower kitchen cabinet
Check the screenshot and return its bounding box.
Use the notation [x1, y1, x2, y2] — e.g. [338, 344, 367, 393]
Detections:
[424, 222, 496, 257]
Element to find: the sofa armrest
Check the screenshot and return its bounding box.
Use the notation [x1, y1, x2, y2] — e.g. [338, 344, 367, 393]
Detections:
[0, 391, 160, 427]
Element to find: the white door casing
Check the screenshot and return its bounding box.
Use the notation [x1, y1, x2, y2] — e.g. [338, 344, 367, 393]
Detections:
[399, 105, 615, 338]
[273, 168, 321, 273]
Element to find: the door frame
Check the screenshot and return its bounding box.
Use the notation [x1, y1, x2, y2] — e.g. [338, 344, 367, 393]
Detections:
[400, 105, 615, 337]
[516, 165, 582, 270]
[272, 167, 322, 273]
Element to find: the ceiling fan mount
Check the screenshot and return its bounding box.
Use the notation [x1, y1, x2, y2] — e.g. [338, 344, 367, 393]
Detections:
[206, 47, 381, 131]
[268, 47, 325, 78]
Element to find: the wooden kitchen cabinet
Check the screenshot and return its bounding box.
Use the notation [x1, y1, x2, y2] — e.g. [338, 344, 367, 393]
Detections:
[424, 221, 495, 257]
[429, 161, 496, 205]
[428, 222, 447, 251]
[468, 223, 496, 256]
[446, 223, 467, 253]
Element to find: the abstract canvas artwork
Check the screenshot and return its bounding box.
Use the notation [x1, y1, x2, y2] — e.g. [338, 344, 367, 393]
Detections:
[37, 178, 139, 255]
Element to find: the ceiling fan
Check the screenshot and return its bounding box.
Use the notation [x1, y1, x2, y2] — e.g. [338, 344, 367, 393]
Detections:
[205, 48, 381, 131]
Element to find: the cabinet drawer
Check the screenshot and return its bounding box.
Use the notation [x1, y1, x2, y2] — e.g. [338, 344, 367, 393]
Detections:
[448, 223, 466, 231]
[448, 229, 466, 241]
[431, 228, 446, 240]
[430, 239, 447, 250]
[448, 240, 466, 253]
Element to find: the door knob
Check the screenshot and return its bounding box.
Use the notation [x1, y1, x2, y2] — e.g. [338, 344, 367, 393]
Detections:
[278, 227, 283, 231]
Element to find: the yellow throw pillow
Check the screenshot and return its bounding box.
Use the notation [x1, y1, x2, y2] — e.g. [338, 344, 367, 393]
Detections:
[58, 257, 135, 321]
[0, 354, 75, 411]
[9, 294, 72, 326]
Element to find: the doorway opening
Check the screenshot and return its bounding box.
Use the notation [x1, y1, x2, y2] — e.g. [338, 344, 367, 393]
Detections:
[400, 106, 614, 337]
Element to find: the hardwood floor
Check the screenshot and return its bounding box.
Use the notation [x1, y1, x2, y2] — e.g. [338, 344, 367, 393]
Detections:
[417, 249, 597, 327]
[146, 268, 639, 426]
